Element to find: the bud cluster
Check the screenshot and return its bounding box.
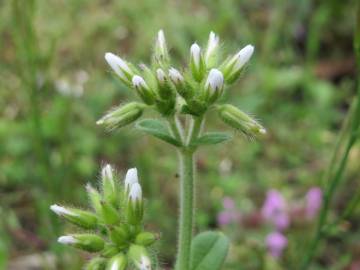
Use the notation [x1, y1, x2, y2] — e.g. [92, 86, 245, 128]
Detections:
[51, 165, 158, 270]
[98, 30, 265, 138]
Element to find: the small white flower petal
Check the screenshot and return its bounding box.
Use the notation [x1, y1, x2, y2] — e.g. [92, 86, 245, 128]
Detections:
[105, 52, 132, 80]
[58, 235, 77, 245]
[132, 75, 147, 88]
[125, 168, 138, 190]
[129, 182, 142, 201]
[233, 45, 254, 70]
[190, 43, 201, 67]
[50, 204, 75, 217]
[168, 67, 183, 82]
[206, 69, 224, 93]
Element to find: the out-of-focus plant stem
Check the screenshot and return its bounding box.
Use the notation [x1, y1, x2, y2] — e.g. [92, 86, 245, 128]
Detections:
[11, 0, 50, 188]
[300, 5, 360, 269]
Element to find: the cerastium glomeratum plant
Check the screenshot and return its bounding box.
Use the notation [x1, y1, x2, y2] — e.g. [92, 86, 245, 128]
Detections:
[52, 30, 265, 270]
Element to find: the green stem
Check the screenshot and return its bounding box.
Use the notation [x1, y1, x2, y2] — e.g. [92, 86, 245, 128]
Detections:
[168, 114, 185, 143]
[175, 115, 203, 270]
[176, 148, 195, 270]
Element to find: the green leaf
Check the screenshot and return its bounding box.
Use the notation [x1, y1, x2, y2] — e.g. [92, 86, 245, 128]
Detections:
[135, 119, 182, 147]
[191, 132, 232, 146]
[190, 231, 230, 270]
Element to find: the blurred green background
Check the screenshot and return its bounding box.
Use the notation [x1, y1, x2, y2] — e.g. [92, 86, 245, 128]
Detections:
[1, 0, 359, 269]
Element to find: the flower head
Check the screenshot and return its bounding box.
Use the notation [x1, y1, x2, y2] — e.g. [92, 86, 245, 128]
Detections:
[261, 189, 289, 231]
[105, 53, 134, 85]
[265, 231, 288, 258]
[125, 168, 139, 192]
[204, 69, 224, 103]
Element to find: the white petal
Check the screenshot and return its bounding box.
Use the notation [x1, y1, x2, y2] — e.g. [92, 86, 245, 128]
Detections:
[50, 204, 75, 216]
[169, 67, 183, 82]
[206, 69, 224, 92]
[102, 164, 113, 180]
[132, 75, 147, 88]
[190, 43, 201, 67]
[125, 168, 138, 190]
[58, 235, 77, 245]
[104, 52, 131, 79]
[129, 182, 142, 201]
[234, 45, 254, 70]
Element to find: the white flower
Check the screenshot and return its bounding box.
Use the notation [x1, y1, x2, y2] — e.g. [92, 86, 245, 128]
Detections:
[50, 204, 76, 217]
[129, 183, 142, 202]
[168, 67, 184, 83]
[156, 68, 166, 83]
[157, 30, 166, 52]
[205, 69, 224, 94]
[132, 75, 148, 89]
[125, 168, 139, 191]
[58, 235, 77, 245]
[105, 52, 132, 81]
[205, 31, 219, 63]
[190, 43, 201, 68]
[231, 45, 254, 71]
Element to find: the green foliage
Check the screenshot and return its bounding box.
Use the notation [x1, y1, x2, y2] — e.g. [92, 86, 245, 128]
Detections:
[135, 119, 182, 147]
[190, 231, 230, 270]
[191, 132, 232, 146]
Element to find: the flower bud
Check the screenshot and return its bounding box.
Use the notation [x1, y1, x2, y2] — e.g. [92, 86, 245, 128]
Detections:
[169, 68, 192, 99]
[86, 257, 107, 270]
[50, 204, 98, 229]
[135, 232, 158, 246]
[58, 234, 104, 252]
[125, 167, 138, 193]
[86, 183, 102, 214]
[128, 245, 152, 270]
[100, 200, 121, 225]
[127, 183, 144, 225]
[101, 164, 119, 208]
[106, 253, 127, 270]
[204, 69, 224, 104]
[217, 104, 266, 138]
[205, 31, 220, 68]
[101, 243, 120, 258]
[221, 45, 254, 84]
[156, 68, 174, 99]
[96, 102, 145, 130]
[109, 225, 130, 248]
[132, 75, 156, 105]
[190, 43, 205, 82]
[154, 29, 170, 68]
[105, 53, 135, 86]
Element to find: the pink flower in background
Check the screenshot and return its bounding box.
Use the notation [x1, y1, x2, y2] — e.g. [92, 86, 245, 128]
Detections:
[261, 189, 290, 231]
[266, 231, 288, 258]
[217, 197, 241, 226]
[305, 187, 322, 219]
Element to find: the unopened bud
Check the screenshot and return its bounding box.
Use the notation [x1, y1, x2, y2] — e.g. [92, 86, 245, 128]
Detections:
[154, 29, 170, 67]
[100, 201, 121, 225]
[128, 245, 152, 270]
[86, 183, 102, 214]
[217, 104, 266, 138]
[96, 102, 145, 130]
[105, 53, 135, 86]
[190, 43, 205, 82]
[127, 183, 144, 225]
[101, 243, 120, 258]
[106, 253, 127, 270]
[204, 69, 224, 104]
[132, 75, 155, 105]
[101, 164, 119, 208]
[109, 225, 130, 248]
[58, 234, 104, 252]
[125, 168, 138, 193]
[50, 204, 97, 229]
[205, 31, 220, 68]
[221, 45, 254, 83]
[135, 232, 158, 246]
[156, 68, 174, 99]
[86, 257, 107, 270]
[169, 68, 193, 99]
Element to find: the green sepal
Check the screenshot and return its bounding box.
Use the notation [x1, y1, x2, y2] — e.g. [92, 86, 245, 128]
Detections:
[85, 257, 107, 270]
[100, 201, 120, 225]
[135, 232, 158, 246]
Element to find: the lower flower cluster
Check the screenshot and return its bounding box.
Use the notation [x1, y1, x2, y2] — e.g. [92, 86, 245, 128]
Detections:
[51, 165, 158, 270]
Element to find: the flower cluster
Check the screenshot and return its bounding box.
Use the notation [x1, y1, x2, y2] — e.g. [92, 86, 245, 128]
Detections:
[97, 30, 265, 138]
[51, 165, 157, 270]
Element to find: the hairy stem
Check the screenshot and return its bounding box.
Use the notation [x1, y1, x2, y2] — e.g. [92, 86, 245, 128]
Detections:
[176, 115, 203, 270]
